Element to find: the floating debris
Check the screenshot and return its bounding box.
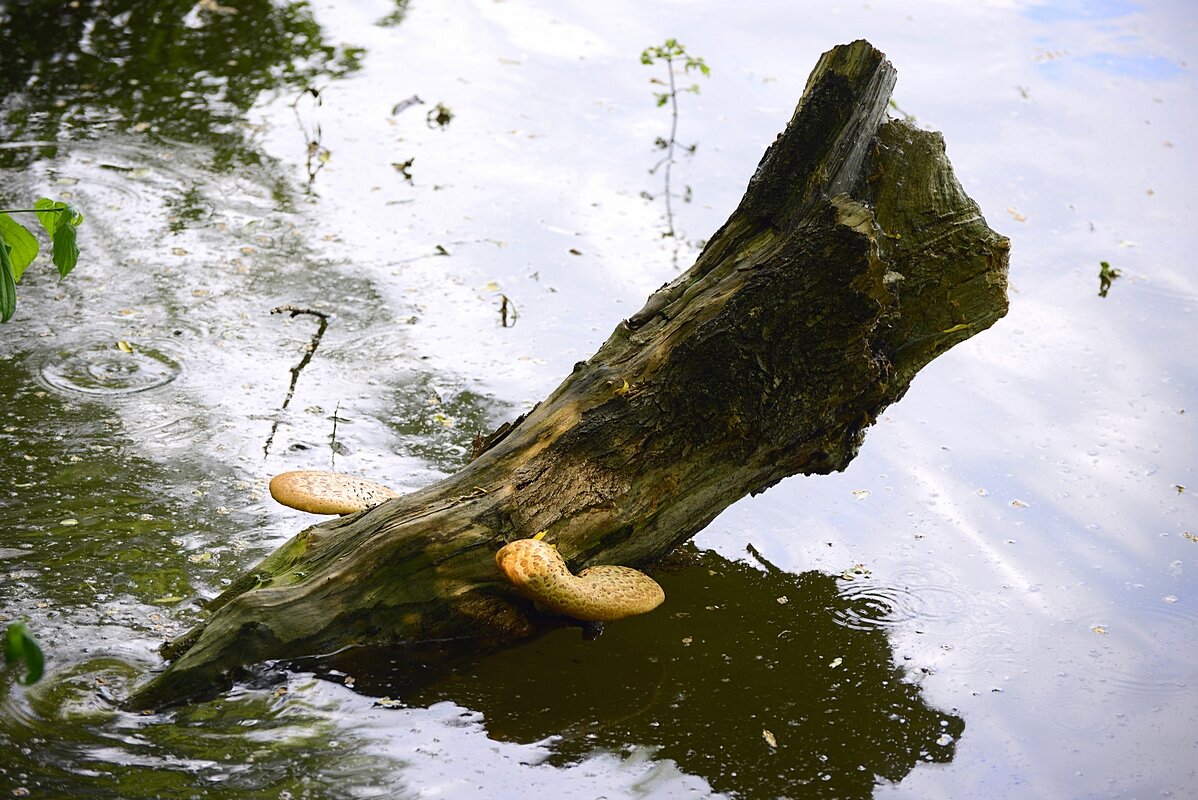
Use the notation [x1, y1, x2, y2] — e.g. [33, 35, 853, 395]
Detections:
[374, 697, 405, 709]
[426, 103, 454, 129]
[1098, 261, 1121, 297]
[391, 158, 414, 183]
[840, 563, 871, 580]
[390, 95, 424, 116]
[499, 294, 518, 328]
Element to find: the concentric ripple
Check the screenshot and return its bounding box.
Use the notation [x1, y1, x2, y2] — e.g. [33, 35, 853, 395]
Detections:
[833, 573, 974, 632]
[40, 341, 181, 396]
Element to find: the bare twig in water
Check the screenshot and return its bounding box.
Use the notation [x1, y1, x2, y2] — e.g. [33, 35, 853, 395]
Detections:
[329, 401, 345, 469]
[745, 542, 785, 575]
[264, 305, 330, 457]
[391, 95, 424, 116]
[291, 86, 330, 188]
[499, 294, 518, 328]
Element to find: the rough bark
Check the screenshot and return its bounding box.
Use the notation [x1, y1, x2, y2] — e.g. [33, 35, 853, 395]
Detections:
[127, 40, 1009, 710]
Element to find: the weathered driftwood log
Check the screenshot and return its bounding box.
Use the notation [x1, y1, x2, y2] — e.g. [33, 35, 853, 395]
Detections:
[127, 40, 1009, 709]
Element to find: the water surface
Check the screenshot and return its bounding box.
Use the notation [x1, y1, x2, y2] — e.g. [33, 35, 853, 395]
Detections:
[2, 1, 1195, 798]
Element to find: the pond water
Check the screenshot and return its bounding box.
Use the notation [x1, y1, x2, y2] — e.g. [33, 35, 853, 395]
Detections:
[1, 0, 1195, 797]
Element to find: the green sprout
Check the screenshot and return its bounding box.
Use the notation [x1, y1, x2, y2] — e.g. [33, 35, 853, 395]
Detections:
[641, 39, 709, 243]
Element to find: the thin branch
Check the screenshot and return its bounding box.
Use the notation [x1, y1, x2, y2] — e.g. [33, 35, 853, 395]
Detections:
[662, 54, 679, 240]
[329, 401, 343, 469]
[264, 305, 331, 457]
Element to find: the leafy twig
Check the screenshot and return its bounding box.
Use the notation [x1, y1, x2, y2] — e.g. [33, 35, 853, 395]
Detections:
[641, 39, 709, 243]
[0, 199, 84, 322]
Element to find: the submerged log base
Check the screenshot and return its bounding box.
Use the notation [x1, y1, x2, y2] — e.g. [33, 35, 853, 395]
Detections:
[127, 40, 1009, 710]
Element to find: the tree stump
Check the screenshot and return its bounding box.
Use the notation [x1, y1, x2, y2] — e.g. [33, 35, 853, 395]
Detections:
[127, 40, 1009, 710]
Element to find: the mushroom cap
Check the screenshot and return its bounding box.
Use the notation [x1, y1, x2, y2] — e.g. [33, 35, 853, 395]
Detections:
[495, 538, 665, 622]
[268, 470, 399, 515]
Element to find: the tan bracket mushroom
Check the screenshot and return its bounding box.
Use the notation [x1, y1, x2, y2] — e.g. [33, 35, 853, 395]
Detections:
[495, 538, 665, 624]
[268, 470, 399, 515]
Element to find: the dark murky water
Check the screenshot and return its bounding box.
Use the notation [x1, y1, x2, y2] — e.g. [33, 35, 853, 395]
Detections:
[2, 1, 1195, 798]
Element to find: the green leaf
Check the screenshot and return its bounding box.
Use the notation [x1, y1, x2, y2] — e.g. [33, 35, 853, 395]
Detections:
[0, 213, 40, 281]
[34, 197, 64, 236]
[33, 199, 82, 278]
[4, 622, 45, 684]
[655, 93, 669, 107]
[65, 203, 84, 228]
[51, 221, 79, 278]
[0, 240, 16, 322]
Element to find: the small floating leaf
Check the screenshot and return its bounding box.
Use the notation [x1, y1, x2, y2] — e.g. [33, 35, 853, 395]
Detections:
[762, 728, 777, 748]
[1091, 625, 1109, 635]
[117, 340, 135, 353]
[829, 657, 843, 669]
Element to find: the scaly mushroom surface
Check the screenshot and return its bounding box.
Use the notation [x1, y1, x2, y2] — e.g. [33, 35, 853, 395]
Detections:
[268, 470, 399, 515]
[495, 538, 665, 622]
